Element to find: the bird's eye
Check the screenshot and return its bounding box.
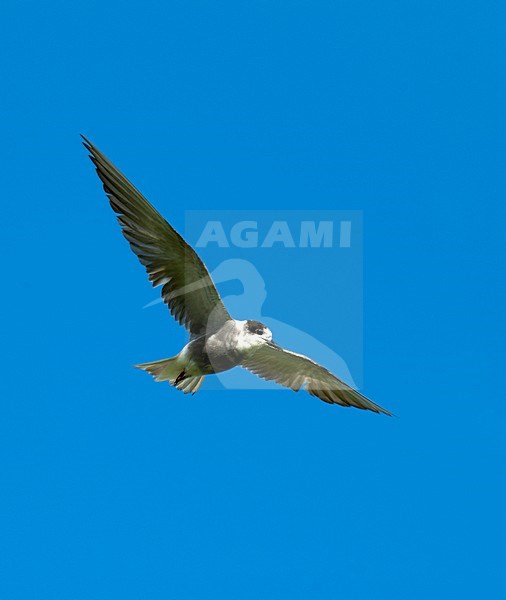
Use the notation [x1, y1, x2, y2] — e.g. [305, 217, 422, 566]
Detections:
[255, 328, 264, 335]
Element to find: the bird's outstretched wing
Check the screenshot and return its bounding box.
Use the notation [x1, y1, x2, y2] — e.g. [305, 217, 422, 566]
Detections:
[242, 342, 391, 415]
[82, 136, 231, 335]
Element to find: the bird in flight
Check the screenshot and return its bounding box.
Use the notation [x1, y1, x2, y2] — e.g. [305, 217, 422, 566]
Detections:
[83, 136, 391, 415]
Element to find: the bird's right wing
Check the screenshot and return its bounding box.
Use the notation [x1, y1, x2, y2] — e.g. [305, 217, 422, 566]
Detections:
[83, 136, 231, 335]
[242, 342, 391, 415]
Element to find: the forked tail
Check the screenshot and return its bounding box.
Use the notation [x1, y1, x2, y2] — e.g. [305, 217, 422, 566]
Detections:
[135, 357, 205, 395]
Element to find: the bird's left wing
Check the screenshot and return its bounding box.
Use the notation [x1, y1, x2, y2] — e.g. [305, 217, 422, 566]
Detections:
[241, 342, 391, 415]
[82, 136, 231, 335]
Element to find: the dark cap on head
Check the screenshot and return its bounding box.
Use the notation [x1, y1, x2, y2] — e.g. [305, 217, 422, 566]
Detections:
[246, 320, 266, 334]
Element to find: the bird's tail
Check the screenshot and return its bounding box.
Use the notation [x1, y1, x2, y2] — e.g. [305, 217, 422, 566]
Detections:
[135, 356, 205, 395]
[135, 356, 181, 382]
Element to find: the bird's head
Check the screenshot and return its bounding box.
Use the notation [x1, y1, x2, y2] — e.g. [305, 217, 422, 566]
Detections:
[245, 320, 273, 342]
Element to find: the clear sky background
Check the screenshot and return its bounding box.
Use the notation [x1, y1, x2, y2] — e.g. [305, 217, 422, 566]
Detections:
[1, 1, 504, 598]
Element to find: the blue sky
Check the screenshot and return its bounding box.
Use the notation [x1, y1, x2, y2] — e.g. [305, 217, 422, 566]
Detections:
[1, 1, 504, 598]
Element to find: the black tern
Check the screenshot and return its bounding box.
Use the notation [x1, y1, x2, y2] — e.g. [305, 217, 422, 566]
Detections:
[83, 137, 391, 415]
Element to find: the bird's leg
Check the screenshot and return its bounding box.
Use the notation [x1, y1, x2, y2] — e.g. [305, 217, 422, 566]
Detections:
[174, 370, 187, 385]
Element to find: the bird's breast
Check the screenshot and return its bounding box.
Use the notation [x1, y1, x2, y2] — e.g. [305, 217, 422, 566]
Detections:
[199, 321, 250, 373]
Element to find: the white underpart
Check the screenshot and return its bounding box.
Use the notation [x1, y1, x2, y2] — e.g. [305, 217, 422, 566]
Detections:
[177, 343, 202, 376]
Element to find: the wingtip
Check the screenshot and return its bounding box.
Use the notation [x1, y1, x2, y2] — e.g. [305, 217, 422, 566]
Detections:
[367, 401, 394, 417]
[79, 133, 95, 155]
[80, 134, 93, 152]
[376, 405, 396, 417]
